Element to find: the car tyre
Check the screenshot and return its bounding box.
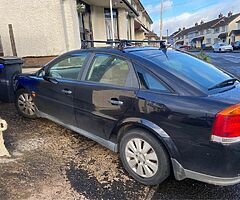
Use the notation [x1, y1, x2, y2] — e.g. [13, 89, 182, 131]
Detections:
[15, 89, 38, 119]
[119, 128, 170, 185]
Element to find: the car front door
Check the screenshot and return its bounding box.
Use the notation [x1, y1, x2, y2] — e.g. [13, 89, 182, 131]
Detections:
[34, 53, 89, 126]
[74, 53, 139, 139]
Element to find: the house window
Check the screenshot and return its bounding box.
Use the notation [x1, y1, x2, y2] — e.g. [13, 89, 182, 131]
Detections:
[188, 33, 194, 38]
[221, 26, 226, 32]
[206, 29, 211, 34]
[104, 8, 119, 40]
[126, 14, 132, 39]
[238, 22, 240, 29]
[214, 27, 219, 33]
[206, 38, 211, 44]
[214, 38, 219, 44]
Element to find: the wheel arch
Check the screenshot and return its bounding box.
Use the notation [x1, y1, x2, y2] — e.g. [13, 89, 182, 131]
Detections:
[15, 84, 26, 92]
[114, 117, 182, 162]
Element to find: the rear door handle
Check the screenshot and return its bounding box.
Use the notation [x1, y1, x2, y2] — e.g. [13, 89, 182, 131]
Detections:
[109, 98, 123, 106]
[61, 89, 72, 95]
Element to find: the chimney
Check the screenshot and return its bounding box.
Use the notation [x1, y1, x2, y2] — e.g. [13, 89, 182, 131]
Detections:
[178, 28, 181, 31]
[228, 11, 233, 17]
[200, 20, 204, 25]
[183, 27, 185, 30]
[195, 22, 198, 26]
[219, 13, 223, 18]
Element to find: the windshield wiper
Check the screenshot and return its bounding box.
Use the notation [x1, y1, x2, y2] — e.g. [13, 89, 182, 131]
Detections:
[208, 78, 238, 91]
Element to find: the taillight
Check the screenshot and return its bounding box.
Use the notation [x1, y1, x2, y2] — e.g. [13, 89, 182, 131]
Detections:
[211, 103, 240, 144]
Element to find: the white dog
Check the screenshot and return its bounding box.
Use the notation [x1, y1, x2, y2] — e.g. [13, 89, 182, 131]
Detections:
[0, 119, 10, 157]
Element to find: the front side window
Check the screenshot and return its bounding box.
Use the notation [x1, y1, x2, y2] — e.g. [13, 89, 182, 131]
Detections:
[48, 53, 88, 80]
[86, 54, 136, 87]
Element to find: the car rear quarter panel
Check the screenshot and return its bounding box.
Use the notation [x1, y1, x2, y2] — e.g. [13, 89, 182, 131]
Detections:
[123, 90, 239, 177]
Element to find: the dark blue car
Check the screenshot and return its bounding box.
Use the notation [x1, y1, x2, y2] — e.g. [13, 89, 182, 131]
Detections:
[14, 46, 240, 186]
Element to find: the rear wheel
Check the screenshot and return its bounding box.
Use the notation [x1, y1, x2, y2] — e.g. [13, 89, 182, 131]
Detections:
[120, 128, 170, 185]
[15, 89, 38, 118]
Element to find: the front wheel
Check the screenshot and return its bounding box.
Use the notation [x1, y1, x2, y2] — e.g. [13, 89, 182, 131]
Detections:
[15, 89, 38, 119]
[119, 128, 170, 185]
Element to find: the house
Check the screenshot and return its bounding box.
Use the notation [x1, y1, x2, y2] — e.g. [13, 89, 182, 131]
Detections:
[131, 0, 153, 40]
[173, 12, 240, 48]
[0, 0, 154, 59]
[145, 31, 159, 40]
[167, 30, 180, 45]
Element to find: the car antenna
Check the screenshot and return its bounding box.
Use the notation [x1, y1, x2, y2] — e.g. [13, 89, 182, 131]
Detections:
[160, 42, 171, 59]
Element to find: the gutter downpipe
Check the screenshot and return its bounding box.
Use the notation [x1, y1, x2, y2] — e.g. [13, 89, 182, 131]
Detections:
[110, 0, 115, 46]
[60, 0, 70, 51]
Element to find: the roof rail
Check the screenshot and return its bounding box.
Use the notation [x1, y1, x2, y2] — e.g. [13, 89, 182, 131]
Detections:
[81, 40, 166, 51]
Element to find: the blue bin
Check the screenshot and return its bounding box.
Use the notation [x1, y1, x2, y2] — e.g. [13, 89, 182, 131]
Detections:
[0, 57, 23, 102]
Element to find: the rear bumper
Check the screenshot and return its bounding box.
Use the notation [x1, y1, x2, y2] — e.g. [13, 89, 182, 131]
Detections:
[172, 159, 240, 186]
[222, 48, 233, 51]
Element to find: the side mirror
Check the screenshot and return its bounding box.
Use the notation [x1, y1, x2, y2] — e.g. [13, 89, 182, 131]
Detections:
[43, 73, 58, 84]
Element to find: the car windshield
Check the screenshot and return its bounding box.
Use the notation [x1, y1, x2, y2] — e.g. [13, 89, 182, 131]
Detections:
[219, 43, 226, 46]
[131, 49, 233, 92]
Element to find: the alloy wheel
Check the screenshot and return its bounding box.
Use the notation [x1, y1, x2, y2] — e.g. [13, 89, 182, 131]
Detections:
[18, 93, 36, 116]
[125, 138, 159, 178]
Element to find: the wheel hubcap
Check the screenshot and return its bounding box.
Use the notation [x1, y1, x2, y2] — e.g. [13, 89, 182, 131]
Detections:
[125, 138, 158, 178]
[18, 93, 36, 116]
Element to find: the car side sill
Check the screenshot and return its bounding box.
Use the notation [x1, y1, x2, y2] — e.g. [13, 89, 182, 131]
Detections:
[38, 112, 118, 152]
[172, 158, 240, 186]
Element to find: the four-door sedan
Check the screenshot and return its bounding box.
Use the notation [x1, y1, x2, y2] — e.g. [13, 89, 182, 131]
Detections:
[14, 46, 240, 186]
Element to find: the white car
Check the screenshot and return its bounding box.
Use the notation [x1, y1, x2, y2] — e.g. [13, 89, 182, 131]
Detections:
[213, 43, 233, 52]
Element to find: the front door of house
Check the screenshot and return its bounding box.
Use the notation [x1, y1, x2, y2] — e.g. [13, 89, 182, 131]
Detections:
[77, 1, 93, 45]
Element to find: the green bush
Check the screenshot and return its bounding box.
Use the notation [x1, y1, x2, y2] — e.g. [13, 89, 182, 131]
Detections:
[197, 51, 211, 63]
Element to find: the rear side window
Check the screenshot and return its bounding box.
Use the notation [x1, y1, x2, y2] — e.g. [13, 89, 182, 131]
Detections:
[131, 50, 232, 91]
[85, 54, 138, 88]
[136, 66, 169, 92]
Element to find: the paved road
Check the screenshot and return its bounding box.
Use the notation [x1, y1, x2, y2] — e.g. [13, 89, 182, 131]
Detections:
[207, 52, 240, 78]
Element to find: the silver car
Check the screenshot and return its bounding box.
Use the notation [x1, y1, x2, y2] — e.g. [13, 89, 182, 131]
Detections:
[213, 43, 233, 52]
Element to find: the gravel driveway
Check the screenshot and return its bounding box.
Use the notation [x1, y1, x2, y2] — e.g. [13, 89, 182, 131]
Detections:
[0, 103, 154, 200]
[2, 101, 240, 200]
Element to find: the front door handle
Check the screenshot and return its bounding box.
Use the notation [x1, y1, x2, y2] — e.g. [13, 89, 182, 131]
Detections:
[61, 89, 72, 95]
[109, 98, 123, 106]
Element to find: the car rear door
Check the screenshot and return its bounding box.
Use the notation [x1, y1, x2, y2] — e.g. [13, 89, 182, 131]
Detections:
[34, 53, 89, 126]
[74, 53, 139, 139]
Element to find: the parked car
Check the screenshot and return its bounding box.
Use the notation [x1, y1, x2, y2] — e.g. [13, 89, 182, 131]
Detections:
[176, 45, 191, 51]
[213, 43, 233, 52]
[14, 45, 240, 186]
[233, 41, 240, 50]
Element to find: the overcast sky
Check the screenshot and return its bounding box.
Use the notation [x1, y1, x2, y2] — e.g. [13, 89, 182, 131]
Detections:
[140, 0, 240, 36]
